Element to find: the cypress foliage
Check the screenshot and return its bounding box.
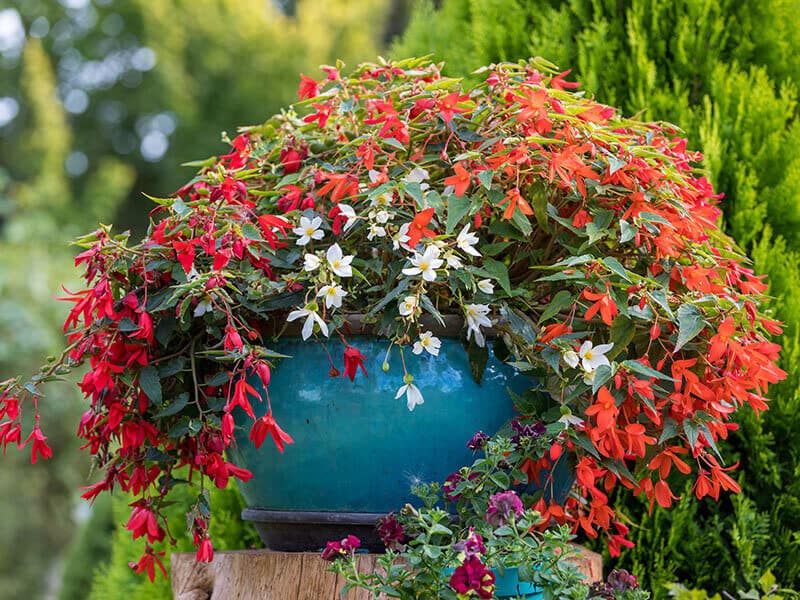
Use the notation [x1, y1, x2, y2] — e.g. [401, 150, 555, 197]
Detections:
[397, 1, 800, 595]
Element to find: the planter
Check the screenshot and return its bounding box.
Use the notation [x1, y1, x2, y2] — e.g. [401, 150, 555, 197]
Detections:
[444, 566, 542, 599]
[227, 317, 535, 550]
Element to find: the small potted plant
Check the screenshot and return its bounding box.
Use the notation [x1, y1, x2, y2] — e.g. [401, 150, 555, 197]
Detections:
[0, 56, 785, 577]
[323, 430, 649, 599]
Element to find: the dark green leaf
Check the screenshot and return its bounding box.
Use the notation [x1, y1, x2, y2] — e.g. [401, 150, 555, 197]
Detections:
[445, 194, 471, 234]
[480, 258, 512, 295]
[538, 290, 573, 324]
[609, 315, 635, 358]
[592, 364, 614, 393]
[477, 169, 494, 190]
[139, 366, 162, 404]
[466, 339, 489, 384]
[603, 257, 632, 282]
[675, 304, 706, 351]
[155, 392, 189, 418]
[158, 357, 186, 378]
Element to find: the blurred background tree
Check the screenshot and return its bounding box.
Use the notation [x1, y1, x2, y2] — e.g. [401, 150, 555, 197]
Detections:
[0, 1, 412, 598]
[397, 0, 800, 596]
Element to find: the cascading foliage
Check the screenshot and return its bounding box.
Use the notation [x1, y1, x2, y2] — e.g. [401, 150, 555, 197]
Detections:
[0, 57, 784, 579]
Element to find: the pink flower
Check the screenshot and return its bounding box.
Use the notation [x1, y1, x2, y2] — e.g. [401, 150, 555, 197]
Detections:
[449, 555, 495, 598]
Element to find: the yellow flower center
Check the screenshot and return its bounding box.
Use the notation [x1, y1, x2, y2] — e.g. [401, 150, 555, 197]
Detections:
[305, 227, 314, 235]
[332, 260, 341, 268]
[419, 261, 429, 270]
[585, 350, 594, 360]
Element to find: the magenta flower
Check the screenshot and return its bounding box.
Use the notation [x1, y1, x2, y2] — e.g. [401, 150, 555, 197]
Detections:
[452, 527, 486, 557]
[485, 490, 524, 527]
[376, 512, 405, 550]
[449, 555, 495, 599]
[321, 534, 361, 561]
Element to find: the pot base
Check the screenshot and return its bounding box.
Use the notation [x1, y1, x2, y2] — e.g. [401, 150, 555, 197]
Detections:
[242, 509, 387, 552]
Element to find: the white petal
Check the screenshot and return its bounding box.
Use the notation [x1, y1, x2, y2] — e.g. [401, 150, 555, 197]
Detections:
[395, 384, 408, 400]
[563, 351, 579, 368]
[287, 309, 307, 322]
[406, 384, 424, 411]
[412, 342, 424, 355]
[327, 244, 343, 263]
[313, 313, 329, 337]
[301, 314, 314, 340]
[579, 340, 593, 356]
[593, 343, 614, 355]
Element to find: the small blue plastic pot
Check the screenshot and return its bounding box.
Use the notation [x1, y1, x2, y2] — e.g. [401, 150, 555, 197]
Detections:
[444, 565, 542, 599]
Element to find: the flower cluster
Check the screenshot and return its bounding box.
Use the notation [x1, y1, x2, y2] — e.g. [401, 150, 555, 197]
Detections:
[0, 55, 785, 572]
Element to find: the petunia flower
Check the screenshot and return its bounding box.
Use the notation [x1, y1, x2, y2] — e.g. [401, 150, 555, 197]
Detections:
[465, 304, 492, 347]
[326, 243, 354, 277]
[293, 216, 324, 246]
[456, 223, 481, 257]
[412, 331, 442, 356]
[395, 382, 424, 411]
[402, 246, 443, 281]
[317, 284, 347, 309]
[287, 306, 329, 340]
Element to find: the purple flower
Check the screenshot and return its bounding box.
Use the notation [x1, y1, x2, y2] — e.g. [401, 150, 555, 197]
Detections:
[511, 418, 546, 445]
[320, 534, 361, 561]
[449, 555, 495, 599]
[607, 569, 639, 592]
[443, 471, 478, 502]
[467, 430, 489, 450]
[484, 490, 524, 527]
[452, 527, 486, 557]
[376, 512, 405, 550]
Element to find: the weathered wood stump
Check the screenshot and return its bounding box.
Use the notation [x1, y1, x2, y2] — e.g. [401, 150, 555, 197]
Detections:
[171, 546, 602, 599]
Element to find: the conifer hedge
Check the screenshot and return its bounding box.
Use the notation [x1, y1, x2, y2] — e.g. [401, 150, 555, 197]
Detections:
[396, 1, 800, 595]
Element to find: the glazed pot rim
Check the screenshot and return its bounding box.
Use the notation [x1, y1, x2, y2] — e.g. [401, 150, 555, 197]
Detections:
[271, 312, 500, 340]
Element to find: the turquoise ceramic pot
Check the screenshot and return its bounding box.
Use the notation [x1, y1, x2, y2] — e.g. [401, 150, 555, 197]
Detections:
[228, 336, 531, 515]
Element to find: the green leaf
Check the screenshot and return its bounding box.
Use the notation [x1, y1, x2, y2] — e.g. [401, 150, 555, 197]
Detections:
[510, 206, 533, 236]
[241, 223, 262, 241]
[477, 169, 494, 190]
[622, 360, 674, 381]
[155, 392, 189, 418]
[538, 290, 573, 324]
[139, 366, 162, 404]
[683, 420, 699, 449]
[675, 304, 706, 351]
[480, 258, 512, 295]
[404, 181, 424, 206]
[466, 339, 489, 384]
[658, 417, 680, 445]
[445, 194, 471, 234]
[366, 278, 410, 316]
[648, 289, 674, 319]
[158, 357, 186, 378]
[592, 364, 614, 393]
[603, 257, 632, 283]
[117, 317, 140, 333]
[619, 219, 636, 243]
[609, 315, 635, 357]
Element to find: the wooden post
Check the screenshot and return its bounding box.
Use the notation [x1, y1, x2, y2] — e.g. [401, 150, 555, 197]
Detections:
[171, 546, 602, 599]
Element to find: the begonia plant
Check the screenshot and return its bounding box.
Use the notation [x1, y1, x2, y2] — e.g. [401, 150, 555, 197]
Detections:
[0, 56, 785, 578]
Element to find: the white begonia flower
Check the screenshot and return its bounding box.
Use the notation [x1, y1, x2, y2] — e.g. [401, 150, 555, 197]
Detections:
[456, 223, 481, 257]
[303, 253, 322, 272]
[293, 216, 324, 246]
[193, 298, 213, 317]
[582, 368, 597, 387]
[445, 252, 464, 269]
[368, 169, 382, 183]
[563, 350, 580, 369]
[402, 246, 443, 282]
[395, 382, 424, 411]
[465, 303, 492, 347]
[367, 223, 387, 240]
[287, 306, 329, 340]
[374, 210, 391, 224]
[477, 279, 494, 295]
[392, 222, 412, 251]
[579, 341, 614, 372]
[412, 331, 442, 356]
[317, 284, 347, 309]
[558, 412, 585, 428]
[371, 192, 393, 209]
[403, 167, 430, 191]
[326, 243, 354, 278]
[337, 204, 358, 232]
[399, 295, 418, 317]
